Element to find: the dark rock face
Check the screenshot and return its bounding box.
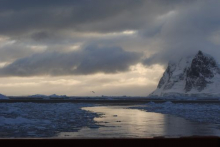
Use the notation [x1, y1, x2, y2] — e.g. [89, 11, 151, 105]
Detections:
[157, 75, 165, 88]
[157, 62, 175, 89]
[185, 51, 219, 92]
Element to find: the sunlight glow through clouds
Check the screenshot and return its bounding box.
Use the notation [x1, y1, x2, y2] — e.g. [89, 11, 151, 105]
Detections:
[66, 43, 83, 52]
[0, 62, 10, 68]
[0, 36, 9, 42]
[122, 30, 136, 35]
[156, 10, 177, 22]
[0, 64, 164, 96]
[28, 45, 48, 52]
[0, 36, 16, 47]
[68, 30, 137, 39]
[208, 29, 220, 45]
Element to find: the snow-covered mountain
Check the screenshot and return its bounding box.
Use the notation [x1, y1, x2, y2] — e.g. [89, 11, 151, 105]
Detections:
[0, 94, 9, 99]
[29, 94, 49, 99]
[149, 51, 220, 98]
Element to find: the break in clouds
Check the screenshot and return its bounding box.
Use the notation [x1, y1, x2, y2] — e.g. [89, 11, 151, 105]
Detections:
[0, 0, 220, 76]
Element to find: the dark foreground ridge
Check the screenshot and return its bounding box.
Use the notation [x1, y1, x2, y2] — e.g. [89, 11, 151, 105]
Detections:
[0, 138, 219, 147]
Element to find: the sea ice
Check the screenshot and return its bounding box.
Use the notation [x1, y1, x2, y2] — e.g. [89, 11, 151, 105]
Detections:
[130, 102, 220, 124]
[0, 103, 100, 138]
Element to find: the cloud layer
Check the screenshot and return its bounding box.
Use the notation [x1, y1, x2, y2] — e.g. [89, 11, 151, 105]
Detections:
[1, 0, 220, 95]
[0, 46, 141, 76]
[0, 0, 220, 76]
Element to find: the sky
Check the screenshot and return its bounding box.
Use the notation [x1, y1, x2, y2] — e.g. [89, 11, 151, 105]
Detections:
[1, 0, 220, 96]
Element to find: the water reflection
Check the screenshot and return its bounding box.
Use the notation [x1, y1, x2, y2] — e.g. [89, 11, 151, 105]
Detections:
[58, 105, 220, 138]
[164, 115, 220, 137]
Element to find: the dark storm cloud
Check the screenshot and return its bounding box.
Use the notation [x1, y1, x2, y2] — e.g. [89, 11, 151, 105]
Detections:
[141, 0, 220, 67]
[0, 41, 37, 62]
[0, 0, 145, 36]
[0, 0, 141, 10]
[0, 46, 142, 76]
[142, 53, 168, 67]
[0, 0, 192, 38]
[31, 31, 51, 41]
[1, 0, 220, 75]
[0, 45, 32, 62]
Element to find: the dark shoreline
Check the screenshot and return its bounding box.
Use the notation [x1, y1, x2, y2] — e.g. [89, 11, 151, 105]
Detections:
[1, 99, 220, 104]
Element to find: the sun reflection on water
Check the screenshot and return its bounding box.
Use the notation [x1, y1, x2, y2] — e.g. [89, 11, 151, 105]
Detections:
[58, 105, 220, 138]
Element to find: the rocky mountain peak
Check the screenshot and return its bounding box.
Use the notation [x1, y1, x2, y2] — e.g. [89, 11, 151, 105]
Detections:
[185, 51, 219, 92]
[150, 51, 220, 98]
[197, 50, 203, 55]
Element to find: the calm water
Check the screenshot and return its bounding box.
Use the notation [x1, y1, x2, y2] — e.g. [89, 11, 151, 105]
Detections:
[58, 105, 220, 138]
[1, 103, 220, 138]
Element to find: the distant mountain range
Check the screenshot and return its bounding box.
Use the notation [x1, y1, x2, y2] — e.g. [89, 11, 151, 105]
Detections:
[149, 51, 220, 98]
[28, 94, 67, 99]
[0, 94, 68, 100]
